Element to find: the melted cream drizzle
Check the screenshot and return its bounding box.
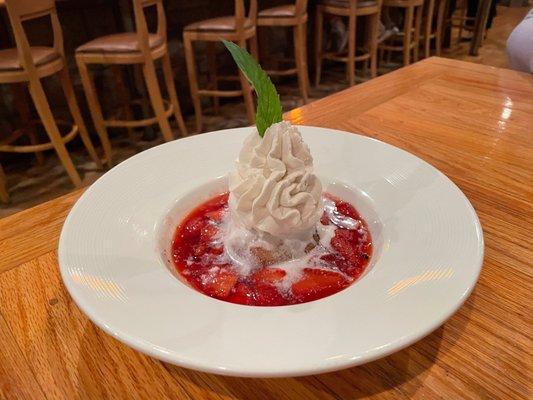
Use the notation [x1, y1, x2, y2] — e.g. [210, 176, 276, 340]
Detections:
[190, 195, 368, 293]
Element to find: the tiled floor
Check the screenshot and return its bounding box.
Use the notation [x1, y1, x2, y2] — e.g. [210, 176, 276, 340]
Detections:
[0, 4, 530, 218]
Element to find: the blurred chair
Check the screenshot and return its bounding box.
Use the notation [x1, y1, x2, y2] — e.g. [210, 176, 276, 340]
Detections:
[257, 0, 310, 103]
[379, 0, 424, 66]
[315, 0, 383, 87]
[422, 0, 446, 57]
[183, 0, 257, 133]
[75, 0, 187, 166]
[446, 0, 476, 47]
[0, 0, 102, 203]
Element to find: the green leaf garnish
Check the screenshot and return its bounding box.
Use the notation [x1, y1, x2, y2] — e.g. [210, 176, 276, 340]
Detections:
[222, 40, 282, 137]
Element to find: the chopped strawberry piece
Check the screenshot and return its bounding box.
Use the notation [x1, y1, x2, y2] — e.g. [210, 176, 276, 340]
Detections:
[205, 209, 225, 222]
[331, 230, 359, 264]
[200, 224, 218, 242]
[251, 268, 286, 284]
[209, 194, 229, 208]
[291, 268, 349, 302]
[344, 264, 364, 280]
[320, 212, 330, 225]
[320, 253, 344, 268]
[336, 201, 359, 219]
[253, 284, 286, 306]
[180, 217, 206, 240]
[334, 228, 357, 242]
[319, 252, 358, 277]
[185, 262, 210, 274]
[203, 269, 238, 298]
[230, 282, 254, 305]
[192, 242, 207, 256]
[361, 242, 372, 254]
[209, 246, 224, 255]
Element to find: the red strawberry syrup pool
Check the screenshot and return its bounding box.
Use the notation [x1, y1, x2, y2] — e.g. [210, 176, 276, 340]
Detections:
[171, 193, 372, 306]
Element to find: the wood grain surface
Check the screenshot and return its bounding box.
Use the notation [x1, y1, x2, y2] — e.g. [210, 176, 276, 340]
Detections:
[0, 57, 531, 400]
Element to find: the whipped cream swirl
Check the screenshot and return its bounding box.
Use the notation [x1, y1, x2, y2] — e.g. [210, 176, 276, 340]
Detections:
[229, 121, 323, 240]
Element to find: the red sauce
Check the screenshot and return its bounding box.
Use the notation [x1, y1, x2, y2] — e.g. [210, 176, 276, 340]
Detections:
[172, 193, 372, 306]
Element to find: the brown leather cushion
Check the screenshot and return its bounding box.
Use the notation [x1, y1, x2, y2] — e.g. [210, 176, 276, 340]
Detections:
[76, 33, 164, 54]
[184, 16, 253, 32]
[323, 0, 378, 7]
[0, 47, 60, 71]
[258, 5, 296, 18]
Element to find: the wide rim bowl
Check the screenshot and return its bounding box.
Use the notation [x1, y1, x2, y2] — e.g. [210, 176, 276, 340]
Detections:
[59, 126, 483, 377]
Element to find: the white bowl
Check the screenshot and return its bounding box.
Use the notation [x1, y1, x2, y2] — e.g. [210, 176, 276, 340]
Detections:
[59, 126, 483, 377]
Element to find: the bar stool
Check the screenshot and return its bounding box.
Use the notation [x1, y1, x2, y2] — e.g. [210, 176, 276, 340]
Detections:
[379, 0, 424, 66]
[0, 0, 102, 203]
[315, 0, 383, 87]
[183, 0, 257, 133]
[445, 0, 475, 47]
[257, 0, 310, 103]
[75, 0, 187, 167]
[422, 0, 446, 57]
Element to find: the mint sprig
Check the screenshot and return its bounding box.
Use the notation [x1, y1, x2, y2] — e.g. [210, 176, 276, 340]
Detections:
[222, 40, 282, 137]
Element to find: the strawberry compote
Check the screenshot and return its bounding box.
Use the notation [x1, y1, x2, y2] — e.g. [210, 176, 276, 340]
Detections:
[172, 192, 372, 306]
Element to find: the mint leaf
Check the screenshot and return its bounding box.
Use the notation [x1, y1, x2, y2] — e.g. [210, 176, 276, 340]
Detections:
[222, 40, 282, 137]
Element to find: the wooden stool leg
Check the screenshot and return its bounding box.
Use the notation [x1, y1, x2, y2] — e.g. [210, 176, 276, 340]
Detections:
[111, 65, 136, 143]
[314, 7, 324, 86]
[361, 60, 368, 77]
[301, 21, 311, 95]
[425, 0, 436, 58]
[133, 64, 153, 135]
[347, 13, 357, 86]
[161, 53, 188, 137]
[238, 39, 256, 125]
[77, 58, 113, 167]
[403, 6, 415, 66]
[142, 60, 174, 142]
[414, 5, 423, 62]
[249, 33, 259, 61]
[435, 0, 446, 55]
[0, 163, 8, 203]
[58, 67, 103, 170]
[28, 78, 82, 187]
[183, 35, 203, 133]
[11, 83, 44, 165]
[206, 42, 220, 115]
[457, 6, 466, 45]
[367, 13, 379, 78]
[293, 22, 309, 104]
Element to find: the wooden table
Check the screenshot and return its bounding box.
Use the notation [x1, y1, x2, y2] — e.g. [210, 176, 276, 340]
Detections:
[1, 57, 531, 399]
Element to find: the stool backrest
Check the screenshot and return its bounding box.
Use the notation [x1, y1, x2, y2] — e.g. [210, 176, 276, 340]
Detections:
[4, 0, 63, 74]
[295, 0, 309, 17]
[235, 0, 257, 35]
[132, 0, 167, 55]
[5, 0, 55, 20]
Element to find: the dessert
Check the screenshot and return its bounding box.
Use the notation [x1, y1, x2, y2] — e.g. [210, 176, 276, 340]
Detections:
[171, 41, 372, 306]
[226, 120, 324, 275]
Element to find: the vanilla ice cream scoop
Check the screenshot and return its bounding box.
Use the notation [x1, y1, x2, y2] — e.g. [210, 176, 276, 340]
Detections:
[229, 121, 323, 240]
